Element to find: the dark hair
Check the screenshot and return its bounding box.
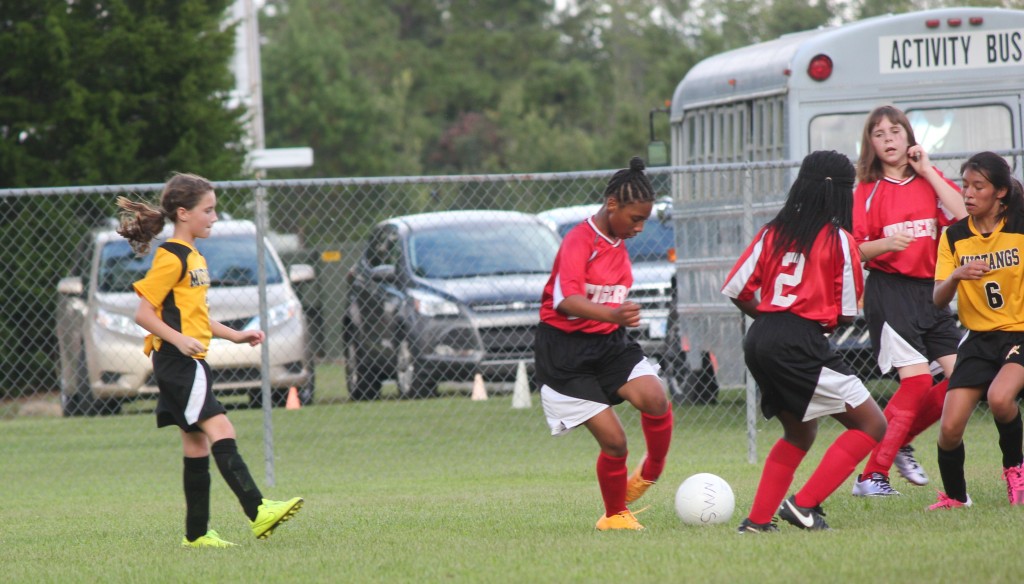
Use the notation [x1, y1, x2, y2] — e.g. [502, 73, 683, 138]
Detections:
[960, 151, 1024, 220]
[766, 150, 855, 258]
[856, 105, 918, 183]
[116, 172, 214, 254]
[604, 156, 656, 204]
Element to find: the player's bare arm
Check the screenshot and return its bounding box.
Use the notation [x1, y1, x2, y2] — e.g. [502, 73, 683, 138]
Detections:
[557, 295, 641, 327]
[729, 297, 760, 319]
[934, 259, 989, 308]
[907, 147, 967, 220]
[210, 320, 265, 346]
[135, 300, 205, 356]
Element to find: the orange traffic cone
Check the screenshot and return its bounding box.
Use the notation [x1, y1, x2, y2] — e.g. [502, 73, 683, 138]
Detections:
[286, 386, 301, 410]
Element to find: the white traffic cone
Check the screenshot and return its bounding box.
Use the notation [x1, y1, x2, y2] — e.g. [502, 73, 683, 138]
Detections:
[512, 361, 531, 409]
[471, 373, 488, 401]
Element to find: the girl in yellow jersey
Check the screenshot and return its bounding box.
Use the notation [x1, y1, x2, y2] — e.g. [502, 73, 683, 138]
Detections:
[117, 173, 303, 547]
[931, 152, 1024, 510]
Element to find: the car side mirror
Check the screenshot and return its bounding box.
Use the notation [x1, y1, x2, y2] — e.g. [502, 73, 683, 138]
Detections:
[288, 263, 315, 283]
[57, 276, 84, 296]
[369, 264, 397, 282]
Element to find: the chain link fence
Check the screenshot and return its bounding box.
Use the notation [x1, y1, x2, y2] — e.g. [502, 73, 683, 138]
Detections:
[1, 151, 1019, 478]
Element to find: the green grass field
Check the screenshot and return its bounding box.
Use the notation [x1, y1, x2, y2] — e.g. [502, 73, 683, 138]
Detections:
[5, 389, 1022, 583]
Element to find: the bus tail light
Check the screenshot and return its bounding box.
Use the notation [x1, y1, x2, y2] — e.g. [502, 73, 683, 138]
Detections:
[807, 54, 833, 81]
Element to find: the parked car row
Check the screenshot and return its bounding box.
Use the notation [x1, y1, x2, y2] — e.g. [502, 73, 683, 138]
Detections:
[343, 200, 721, 403]
[55, 202, 727, 414]
[55, 219, 316, 416]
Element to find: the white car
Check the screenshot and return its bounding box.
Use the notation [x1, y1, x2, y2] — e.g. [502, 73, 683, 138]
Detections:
[55, 219, 315, 416]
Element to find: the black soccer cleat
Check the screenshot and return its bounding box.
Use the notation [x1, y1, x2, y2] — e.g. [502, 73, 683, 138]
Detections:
[736, 517, 779, 534]
[778, 495, 831, 531]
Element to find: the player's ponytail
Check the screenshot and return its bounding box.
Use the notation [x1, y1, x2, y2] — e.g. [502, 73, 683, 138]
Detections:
[115, 172, 214, 255]
[116, 197, 166, 255]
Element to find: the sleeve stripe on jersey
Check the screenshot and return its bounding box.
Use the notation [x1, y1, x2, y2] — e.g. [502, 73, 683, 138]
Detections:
[838, 230, 859, 316]
[722, 231, 767, 298]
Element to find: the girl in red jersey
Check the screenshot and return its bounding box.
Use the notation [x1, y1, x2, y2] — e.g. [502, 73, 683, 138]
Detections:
[850, 106, 967, 497]
[534, 157, 672, 532]
[723, 150, 887, 532]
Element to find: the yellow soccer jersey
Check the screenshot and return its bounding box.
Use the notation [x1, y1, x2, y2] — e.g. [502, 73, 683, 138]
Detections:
[936, 214, 1024, 332]
[133, 239, 212, 357]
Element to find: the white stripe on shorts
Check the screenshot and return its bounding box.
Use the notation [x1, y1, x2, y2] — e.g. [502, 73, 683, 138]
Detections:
[802, 366, 871, 421]
[877, 321, 927, 374]
[540, 358, 661, 436]
[184, 360, 207, 425]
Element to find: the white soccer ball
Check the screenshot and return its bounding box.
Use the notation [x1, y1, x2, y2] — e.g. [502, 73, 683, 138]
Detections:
[675, 473, 735, 525]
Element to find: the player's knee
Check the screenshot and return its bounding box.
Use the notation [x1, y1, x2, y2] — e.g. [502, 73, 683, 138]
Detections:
[988, 395, 1018, 422]
[938, 421, 965, 448]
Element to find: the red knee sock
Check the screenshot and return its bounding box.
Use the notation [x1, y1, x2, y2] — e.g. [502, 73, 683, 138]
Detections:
[640, 409, 673, 481]
[748, 439, 806, 525]
[596, 452, 628, 517]
[905, 379, 947, 444]
[862, 374, 931, 477]
[796, 429, 877, 508]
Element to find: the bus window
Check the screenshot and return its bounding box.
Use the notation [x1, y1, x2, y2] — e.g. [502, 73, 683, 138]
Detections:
[810, 105, 1013, 162]
[906, 106, 1013, 155]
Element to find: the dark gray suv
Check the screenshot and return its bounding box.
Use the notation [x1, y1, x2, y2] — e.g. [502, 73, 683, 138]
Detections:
[343, 210, 561, 400]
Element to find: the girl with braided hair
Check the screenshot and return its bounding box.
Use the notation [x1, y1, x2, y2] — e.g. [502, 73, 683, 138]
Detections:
[723, 150, 887, 532]
[535, 156, 673, 531]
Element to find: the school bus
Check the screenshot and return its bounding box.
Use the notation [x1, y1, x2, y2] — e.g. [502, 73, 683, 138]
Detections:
[663, 7, 1024, 393]
[670, 7, 1024, 170]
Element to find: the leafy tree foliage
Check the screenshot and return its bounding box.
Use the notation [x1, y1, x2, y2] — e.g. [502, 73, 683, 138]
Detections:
[0, 0, 245, 187]
[0, 0, 244, 397]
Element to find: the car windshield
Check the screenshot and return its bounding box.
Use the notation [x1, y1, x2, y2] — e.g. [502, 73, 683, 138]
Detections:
[98, 235, 283, 292]
[555, 214, 674, 264]
[409, 221, 559, 279]
[627, 217, 674, 263]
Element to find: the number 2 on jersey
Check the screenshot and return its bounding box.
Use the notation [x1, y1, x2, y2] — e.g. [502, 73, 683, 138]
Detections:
[771, 252, 805, 308]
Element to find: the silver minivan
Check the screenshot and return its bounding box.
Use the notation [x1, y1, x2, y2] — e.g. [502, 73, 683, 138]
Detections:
[55, 219, 315, 416]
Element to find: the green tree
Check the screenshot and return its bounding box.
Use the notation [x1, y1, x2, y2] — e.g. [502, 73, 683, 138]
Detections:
[0, 1, 243, 397]
[0, 0, 244, 187]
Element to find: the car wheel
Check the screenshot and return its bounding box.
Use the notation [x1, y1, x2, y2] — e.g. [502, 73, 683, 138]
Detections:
[667, 351, 719, 406]
[299, 363, 316, 406]
[346, 341, 381, 401]
[61, 347, 96, 417]
[395, 339, 438, 399]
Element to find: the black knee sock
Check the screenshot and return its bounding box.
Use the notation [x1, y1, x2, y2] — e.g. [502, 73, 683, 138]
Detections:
[183, 456, 211, 541]
[995, 413, 1024, 469]
[937, 442, 968, 502]
[211, 438, 263, 521]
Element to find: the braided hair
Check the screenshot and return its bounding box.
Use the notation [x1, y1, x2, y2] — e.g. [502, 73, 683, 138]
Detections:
[766, 150, 856, 259]
[604, 156, 656, 204]
[116, 172, 214, 255]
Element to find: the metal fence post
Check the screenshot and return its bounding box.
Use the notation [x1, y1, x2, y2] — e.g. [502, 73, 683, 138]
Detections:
[254, 179, 276, 487]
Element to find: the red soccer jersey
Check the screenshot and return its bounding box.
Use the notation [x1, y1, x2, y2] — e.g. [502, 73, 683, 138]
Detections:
[721, 224, 864, 331]
[539, 218, 633, 334]
[853, 169, 959, 279]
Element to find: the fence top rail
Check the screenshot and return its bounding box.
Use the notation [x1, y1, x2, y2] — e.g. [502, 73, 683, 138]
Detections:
[2, 149, 1021, 198]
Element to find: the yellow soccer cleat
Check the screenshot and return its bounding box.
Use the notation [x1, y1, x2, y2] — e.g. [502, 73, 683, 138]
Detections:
[625, 456, 656, 505]
[181, 529, 237, 548]
[252, 497, 304, 539]
[595, 509, 645, 531]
